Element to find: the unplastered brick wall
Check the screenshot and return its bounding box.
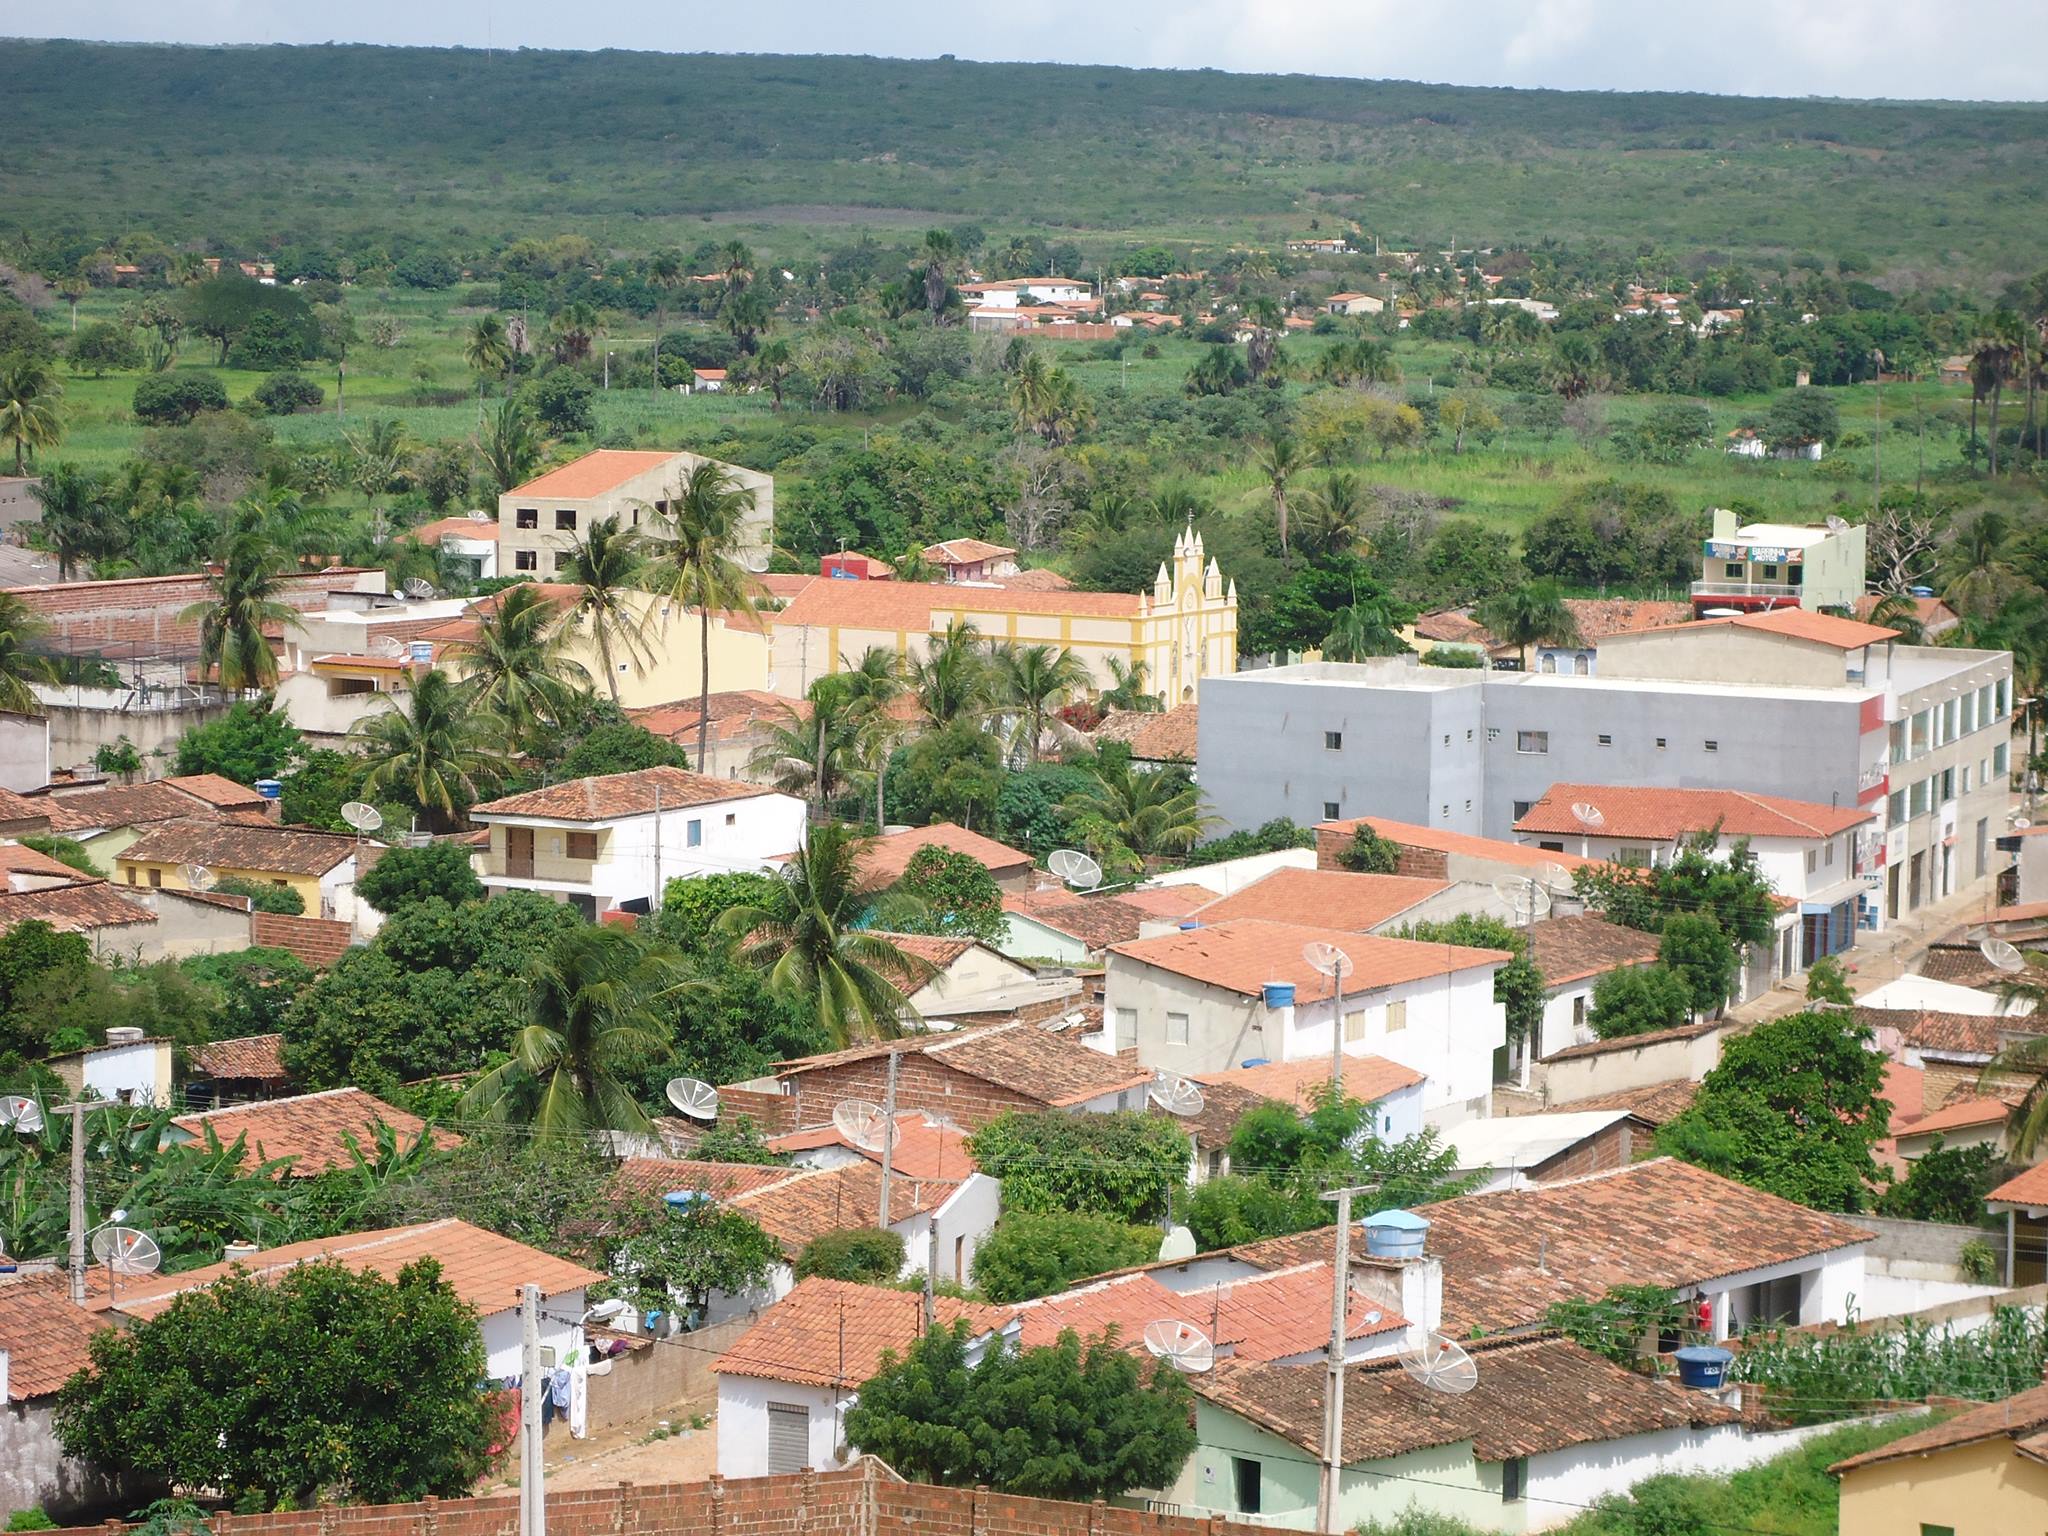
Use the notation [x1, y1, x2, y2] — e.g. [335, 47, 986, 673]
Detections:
[14, 570, 368, 655]
[1312, 825, 1448, 881]
[782, 1053, 1040, 1131]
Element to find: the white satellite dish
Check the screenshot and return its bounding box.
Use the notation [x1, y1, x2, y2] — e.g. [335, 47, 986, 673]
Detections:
[1141, 1319, 1215, 1374]
[1570, 801, 1606, 828]
[1048, 849, 1103, 892]
[90, 1226, 162, 1276]
[0, 1096, 43, 1135]
[1149, 1072, 1206, 1117]
[1538, 862, 1575, 893]
[182, 864, 215, 892]
[1157, 1225, 1197, 1263]
[1493, 877, 1553, 925]
[1981, 937, 2026, 974]
[401, 577, 437, 600]
[831, 1098, 896, 1153]
[2017, 818, 2034, 831]
[340, 802, 384, 833]
[1302, 941, 1354, 982]
[1825, 514, 1850, 534]
[741, 550, 773, 574]
[665, 1077, 720, 1121]
[1398, 1328, 1479, 1395]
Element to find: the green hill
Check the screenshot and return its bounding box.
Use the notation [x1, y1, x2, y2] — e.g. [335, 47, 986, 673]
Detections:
[6, 39, 2047, 278]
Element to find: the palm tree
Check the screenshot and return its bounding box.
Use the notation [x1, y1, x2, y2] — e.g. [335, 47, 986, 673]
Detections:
[646, 248, 686, 390]
[1944, 509, 2015, 620]
[1478, 581, 1583, 672]
[1060, 752, 1214, 878]
[1322, 592, 1411, 661]
[1551, 334, 1597, 402]
[475, 398, 547, 495]
[0, 594, 58, 715]
[561, 518, 654, 705]
[352, 669, 507, 832]
[1296, 471, 1369, 558]
[1100, 656, 1161, 713]
[719, 822, 935, 1046]
[344, 418, 411, 525]
[0, 356, 63, 474]
[751, 677, 862, 816]
[547, 302, 602, 366]
[1970, 314, 2023, 476]
[27, 462, 108, 580]
[907, 618, 990, 729]
[840, 647, 910, 827]
[464, 314, 511, 423]
[181, 501, 301, 692]
[451, 583, 591, 748]
[994, 644, 1092, 765]
[1007, 352, 1091, 445]
[739, 338, 796, 411]
[1866, 591, 1928, 645]
[647, 462, 763, 772]
[1255, 429, 1305, 559]
[915, 229, 959, 324]
[463, 925, 683, 1141]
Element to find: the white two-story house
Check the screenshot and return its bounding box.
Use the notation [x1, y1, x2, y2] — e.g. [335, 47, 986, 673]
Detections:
[468, 766, 807, 918]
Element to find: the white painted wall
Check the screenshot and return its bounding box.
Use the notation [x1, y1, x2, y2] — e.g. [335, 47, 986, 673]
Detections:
[478, 1292, 585, 1381]
[1146, 849, 1316, 896]
[926, 1172, 1001, 1285]
[994, 912, 1093, 965]
[81, 1039, 172, 1106]
[715, 1374, 844, 1479]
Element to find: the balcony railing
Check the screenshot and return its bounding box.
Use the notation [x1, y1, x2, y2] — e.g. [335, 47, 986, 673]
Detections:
[1691, 579, 1803, 599]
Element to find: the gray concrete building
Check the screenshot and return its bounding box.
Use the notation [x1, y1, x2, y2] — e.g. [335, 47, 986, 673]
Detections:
[1199, 610, 2014, 931]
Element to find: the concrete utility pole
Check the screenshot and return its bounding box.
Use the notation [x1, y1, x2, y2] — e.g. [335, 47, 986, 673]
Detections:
[651, 783, 663, 910]
[877, 1050, 898, 1229]
[1316, 1185, 1371, 1534]
[521, 1283, 546, 1536]
[59, 1102, 90, 1306]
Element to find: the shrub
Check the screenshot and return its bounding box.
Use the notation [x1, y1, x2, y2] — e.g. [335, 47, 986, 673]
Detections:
[794, 1228, 906, 1284]
[251, 372, 325, 415]
[133, 372, 229, 426]
[967, 1111, 1190, 1224]
[524, 368, 595, 434]
[212, 877, 305, 916]
[356, 841, 484, 915]
[970, 1211, 1160, 1302]
[1335, 823, 1400, 873]
[1959, 1237, 2000, 1285]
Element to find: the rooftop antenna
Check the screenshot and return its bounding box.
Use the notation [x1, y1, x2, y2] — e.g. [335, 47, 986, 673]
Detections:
[1397, 1327, 1480, 1395]
[664, 1077, 721, 1122]
[1302, 941, 1355, 1091]
[401, 576, 437, 600]
[1981, 937, 2026, 974]
[1149, 1071, 1206, 1117]
[0, 1095, 44, 1135]
[1141, 1319, 1215, 1374]
[1048, 849, 1103, 893]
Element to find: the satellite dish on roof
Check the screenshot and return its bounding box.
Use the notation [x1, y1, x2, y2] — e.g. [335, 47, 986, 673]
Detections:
[1493, 877, 1552, 925]
[665, 1077, 720, 1121]
[340, 802, 384, 833]
[1149, 1072, 1206, 1117]
[832, 1099, 896, 1154]
[1302, 941, 1354, 982]
[741, 550, 772, 574]
[1570, 801, 1606, 828]
[1538, 862, 1575, 892]
[2017, 818, 2034, 831]
[1158, 1225, 1197, 1263]
[1398, 1328, 1479, 1395]
[1142, 1319, 1215, 1374]
[1981, 937, 2027, 974]
[90, 1226, 162, 1276]
[1049, 849, 1103, 892]
[401, 577, 437, 600]
[0, 1096, 43, 1135]
[1825, 514, 1850, 534]
[182, 864, 215, 892]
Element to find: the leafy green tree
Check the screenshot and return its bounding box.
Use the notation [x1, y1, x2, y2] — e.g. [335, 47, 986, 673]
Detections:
[131, 372, 227, 426]
[212, 876, 305, 915]
[176, 700, 304, 782]
[1876, 1137, 2003, 1225]
[250, 371, 324, 415]
[1805, 954, 1854, 1005]
[967, 1110, 1190, 1224]
[54, 1257, 494, 1505]
[68, 321, 140, 377]
[844, 1323, 1195, 1501]
[554, 721, 689, 780]
[1587, 965, 1695, 1039]
[795, 1227, 907, 1283]
[686, 1114, 784, 1165]
[1658, 1009, 1890, 1212]
[609, 1203, 782, 1312]
[1336, 823, 1401, 872]
[277, 746, 367, 831]
[522, 366, 594, 434]
[1183, 1173, 1324, 1251]
[1184, 819, 1317, 867]
[1659, 913, 1739, 1017]
[1546, 1284, 1691, 1367]
[1763, 388, 1842, 452]
[886, 723, 1005, 831]
[969, 1211, 1163, 1303]
[893, 844, 1008, 945]
[355, 841, 484, 915]
[27, 462, 119, 580]
[351, 669, 509, 833]
[1574, 828, 1777, 949]
[474, 397, 546, 495]
[181, 946, 314, 1041]
[648, 871, 787, 949]
[18, 835, 102, 879]
[180, 273, 314, 366]
[1393, 914, 1544, 1043]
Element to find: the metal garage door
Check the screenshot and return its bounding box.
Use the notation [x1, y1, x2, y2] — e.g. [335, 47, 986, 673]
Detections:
[766, 1401, 809, 1474]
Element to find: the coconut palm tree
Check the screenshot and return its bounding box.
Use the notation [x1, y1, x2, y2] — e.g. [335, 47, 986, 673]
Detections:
[719, 822, 935, 1046]
[1970, 314, 2023, 476]
[1060, 752, 1214, 878]
[1295, 471, 1370, 558]
[751, 676, 862, 817]
[547, 302, 603, 366]
[840, 646, 910, 828]
[1322, 592, 1410, 661]
[1478, 581, 1583, 672]
[0, 356, 63, 474]
[646, 461, 763, 772]
[915, 229, 959, 324]
[181, 501, 301, 692]
[1254, 428, 1305, 559]
[1866, 591, 1928, 645]
[1100, 656, 1161, 714]
[27, 462, 109, 580]
[738, 338, 796, 411]
[646, 248, 686, 390]
[351, 668, 508, 832]
[561, 518, 654, 705]
[463, 925, 684, 1141]
[0, 593, 57, 715]
[994, 643, 1092, 765]
[475, 398, 548, 496]
[464, 314, 511, 423]
[907, 618, 990, 729]
[451, 583, 591, 748]
[1944, 509, 2016, 620]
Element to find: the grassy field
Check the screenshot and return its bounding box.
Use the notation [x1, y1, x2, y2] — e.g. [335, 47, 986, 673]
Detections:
[8, 42, 2048, 282]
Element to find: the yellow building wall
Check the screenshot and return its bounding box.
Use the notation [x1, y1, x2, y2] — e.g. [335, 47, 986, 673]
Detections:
[482, 822, 610, 885]
[440, 594, 773, 710]
[115, 858, 324, 911]
[1836, 1437, 2048, 1536]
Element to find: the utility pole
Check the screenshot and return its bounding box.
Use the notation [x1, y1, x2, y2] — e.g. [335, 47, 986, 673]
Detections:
[520, 1283, 546, 1536]
[651, 784, 663, 910]
[61, 1102, 89, 1306]
[922, 1211, 938, 1329]
[1328, 962, 1346, 1092]
[1872, 349, 1885, 520]
[877, 1051, 897, 1229]
[1316, 1185, 1370, 1534]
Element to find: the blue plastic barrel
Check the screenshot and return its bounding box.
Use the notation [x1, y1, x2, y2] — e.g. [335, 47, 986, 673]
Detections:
[1673, 1346, 1734, 1390]
[1262, 981, 1296, 1008]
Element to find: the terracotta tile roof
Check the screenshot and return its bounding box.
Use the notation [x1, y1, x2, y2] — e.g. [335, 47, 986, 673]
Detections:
[188, 1032, 289, 1082]
[1329, 817, 1604, 873]
[1558, 598, 1694, 643]
[1880, 1059, 1927, 1126]
[102, 1219, 601, 1322]
[1529, 1077, 1701, 1126]
[1515, 784, 1872, 841]
[1523, 914, 1663, 988]
[1628, 608, 1897, 649]
[1988, 1161, 2048, 1209]
[0, 787, 52, 829]
[1111, 918, 1508, 1004]
[924, 538, 1016, 566]
[1196, 1055, 1423, 1112]
[471, 766, 773, 822]
[1119, 884, 1220, 919]
[1908, 945, 2012, 989]
[507, 450, 680, 499]
[773, 578, 1144, 633]
[756, 573, 818, 601]
[38, 779, 229, 835]
[162, 774, 271, 812]
[712, 1276, 1013, 1387]
[0, 1273, 116, 1398]
[1413, 609, 1494, 645]
[0, 879, 155, 936]
[728, 1162, 963, 1258]
[766, 1110, 978, 1181]
[404, 514, 502, 544]
[1092, 704, 1199, 762]
[855, 823, 1034, 890]
[1831, 1384, 2048, 1473]
[1543, 1017, 1719, 1062]
[1002, 889, 1154, 950]
[119, 819, 358, 877]
[628, 691, 808, 744]
[1855, 1007, 2030, 1059]
[1195, 1333, 1738, 1463]
[168, 1087, 456, 1174]
[1898, 1093, 2019, 1138]
[776, 1019, 1151, 1109]
[866, 931, 976, 971]
[1192, 868, 1450, 933]
[611, 1157, 800, 1202]
[986, 568, 1074, 593]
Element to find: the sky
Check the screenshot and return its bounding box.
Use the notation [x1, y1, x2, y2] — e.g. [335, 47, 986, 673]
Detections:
[12, 0, 2047, 101]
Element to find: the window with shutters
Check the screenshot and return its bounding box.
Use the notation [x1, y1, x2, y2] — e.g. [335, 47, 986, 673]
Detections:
[566, 832, 598, 861]
[766, 1402, 809, 1475]
[1384, 999, 1407, 1032]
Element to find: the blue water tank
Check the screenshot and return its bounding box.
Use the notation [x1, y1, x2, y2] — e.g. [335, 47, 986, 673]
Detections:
[1361, 1209, 1429, 1259]
[1262, 981, 1296, 1008]
[1240, 1057, 1271, 1069]
[663, 1189, 710, 1212]
[1908, 585, 1935, 598]
[1673, 1346, 1734, 1390]
[1179, 920, 1201, 931]
[254, 778, 282, 799]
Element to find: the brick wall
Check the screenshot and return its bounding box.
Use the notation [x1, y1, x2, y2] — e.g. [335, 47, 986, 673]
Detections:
[716, 1088, 797, 1136]
[250, 912, 354, 969]
[1313, 824, 1448, 881]
[1530, 1117, 1644, 1183]
[783, 1055, 1040, 1132]
[14, 569, 374, 657]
